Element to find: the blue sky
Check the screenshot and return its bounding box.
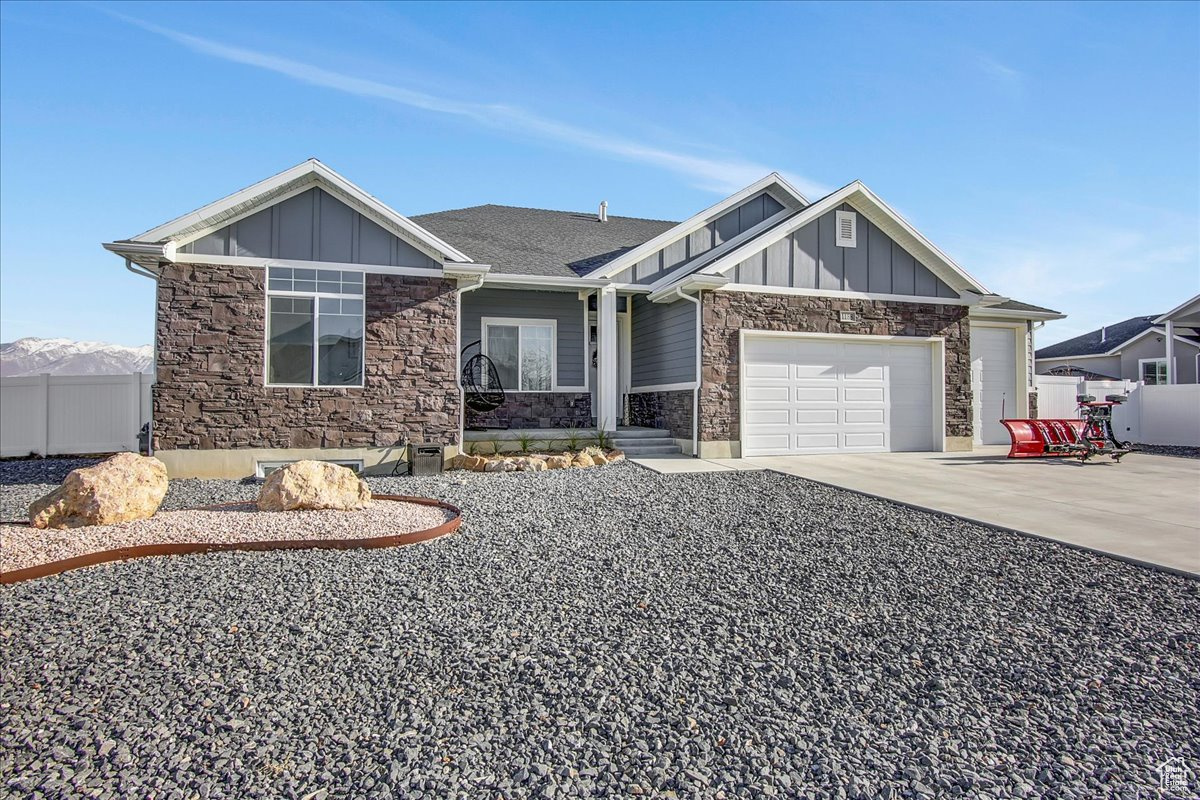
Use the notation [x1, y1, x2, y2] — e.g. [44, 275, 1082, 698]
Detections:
[1, 1, 1196, 348]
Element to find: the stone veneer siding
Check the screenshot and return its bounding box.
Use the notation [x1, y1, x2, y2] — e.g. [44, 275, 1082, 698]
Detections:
[628, 391, 693, 440]
[466, 393, 592, 430]
[699, 292, 971, 444]
[153, 263, 460, 451]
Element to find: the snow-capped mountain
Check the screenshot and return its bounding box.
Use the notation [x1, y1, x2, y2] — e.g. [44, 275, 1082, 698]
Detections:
[0, 338, 153, 377]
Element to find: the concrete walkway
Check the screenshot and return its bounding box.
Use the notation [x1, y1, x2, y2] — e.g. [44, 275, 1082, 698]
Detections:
[636, 447, 1200, 575]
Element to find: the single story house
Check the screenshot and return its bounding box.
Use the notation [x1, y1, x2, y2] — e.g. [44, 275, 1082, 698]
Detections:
[1036, 297, 1200, 386]
[103, 159, 1062, 477]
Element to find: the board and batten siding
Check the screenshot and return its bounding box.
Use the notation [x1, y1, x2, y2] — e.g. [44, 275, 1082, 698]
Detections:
[731, 203, 957, 298]
[610, 191, 787, 285]
[461, 288, 586, 389]
[630, 295, 697, 388]
[180, 187, 440, 269]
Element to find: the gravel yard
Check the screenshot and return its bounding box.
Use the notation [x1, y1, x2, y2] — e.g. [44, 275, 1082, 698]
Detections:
[2, 458, 1198, 799]
[1132, 443, 1200, 459]
[1, 500, 454, 574]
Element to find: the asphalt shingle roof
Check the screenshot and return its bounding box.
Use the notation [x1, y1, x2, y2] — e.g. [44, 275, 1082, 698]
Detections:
[410, 204, 677, 278]
[1035, 315, 1160, 359]
[992, 299, 1061, 315]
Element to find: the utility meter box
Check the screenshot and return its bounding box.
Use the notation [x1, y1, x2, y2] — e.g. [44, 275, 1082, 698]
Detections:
[408, 443, 445, 476]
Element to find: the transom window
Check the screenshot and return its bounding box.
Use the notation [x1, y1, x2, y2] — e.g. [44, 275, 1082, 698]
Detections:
[1140, 358, 1168, 385]
[482, 318, 555, 392]
[266, 267, 364, 387]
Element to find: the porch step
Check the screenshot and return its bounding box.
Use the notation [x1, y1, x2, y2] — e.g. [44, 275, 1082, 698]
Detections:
[612, 428, 681, 456]
[618, 443, 684, 456]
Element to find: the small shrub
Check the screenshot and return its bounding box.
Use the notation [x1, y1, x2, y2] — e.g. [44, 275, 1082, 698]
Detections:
[564, 426, 583, 452]
[515, 431, 535, 454]
[594, 428, 613, 450]
[466, 440, 480, 457]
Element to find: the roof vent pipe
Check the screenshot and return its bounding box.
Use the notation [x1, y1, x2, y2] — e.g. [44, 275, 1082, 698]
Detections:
[598, 200, 608, 222]
[1101, 326, 1106, 343]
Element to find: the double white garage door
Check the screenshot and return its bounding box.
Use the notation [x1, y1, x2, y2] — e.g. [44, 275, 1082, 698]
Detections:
[742, 335, 937, 456]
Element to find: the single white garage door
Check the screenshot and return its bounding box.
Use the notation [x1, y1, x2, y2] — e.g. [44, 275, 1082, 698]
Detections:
[742, 335, 936, 456]
[971, 326, 1017, 446]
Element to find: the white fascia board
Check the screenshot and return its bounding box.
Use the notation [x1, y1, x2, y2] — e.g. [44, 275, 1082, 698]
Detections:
[442, 263, 491, 280]
[172, 253, 446, 278]
[969, 307, 1067, 321]
[129, 159, 473, 264]
[720, 284, 972, 305]
[483, 273, 611, 290]
[590, 173, 806, 280]
[1153, 293, 1200, 324]
[699, 181, 991, 296]
[102, 240, 170, 259]
[647, 273, 728, 303]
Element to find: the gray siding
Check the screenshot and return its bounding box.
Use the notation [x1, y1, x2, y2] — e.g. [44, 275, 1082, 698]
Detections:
[180, 188, 440, 269]
[461, 288, 586, 388]
[731, 203, 958, 298]
[1119, 333, 1200, 384]
[630, 295, 697, 387]
[613, 191, 786, 285]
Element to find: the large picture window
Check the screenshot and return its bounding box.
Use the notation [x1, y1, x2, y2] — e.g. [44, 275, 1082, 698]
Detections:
[267, 267, 364, 386]
[482, 318, 555, 391]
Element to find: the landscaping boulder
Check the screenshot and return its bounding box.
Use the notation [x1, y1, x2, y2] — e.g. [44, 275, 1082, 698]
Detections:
[545, 455, 571, 470]
[257, 460, 371, 512]
[29, 453, 169, 530]
[572, 453, 595, 468]
[453, 454, 488, 472]
[606, 450, 626, 463]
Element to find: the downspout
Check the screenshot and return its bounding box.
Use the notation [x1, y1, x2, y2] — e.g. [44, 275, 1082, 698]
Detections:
[124, 259, 160, 455]
[670, 286, 703, 458]
[454, 277, 486, 452]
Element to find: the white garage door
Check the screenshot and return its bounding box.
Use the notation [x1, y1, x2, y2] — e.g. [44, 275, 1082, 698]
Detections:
[971, 326, 1017, 446]
[742, 335, 936, 456]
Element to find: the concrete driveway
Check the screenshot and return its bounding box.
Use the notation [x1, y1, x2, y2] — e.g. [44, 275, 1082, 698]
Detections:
[745, 447, 1200, 576]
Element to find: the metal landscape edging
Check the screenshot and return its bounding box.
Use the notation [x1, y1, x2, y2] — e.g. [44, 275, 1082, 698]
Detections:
[0, 495, 461, 585]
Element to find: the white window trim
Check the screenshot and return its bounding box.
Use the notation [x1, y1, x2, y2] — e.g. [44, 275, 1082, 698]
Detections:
[264, 268, 366, 389]
[835, 210, 857, 248]
[1139, 357, 1168, 386]
[481, 316, 559, 393]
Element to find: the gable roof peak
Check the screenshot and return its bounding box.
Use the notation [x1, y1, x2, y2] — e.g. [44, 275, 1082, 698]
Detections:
[120, 158, 471, 263]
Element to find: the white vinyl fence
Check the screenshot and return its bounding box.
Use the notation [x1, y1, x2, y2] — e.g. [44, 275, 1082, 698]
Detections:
[0, 373, 152, 457]
[1035, 376, 1200, 446]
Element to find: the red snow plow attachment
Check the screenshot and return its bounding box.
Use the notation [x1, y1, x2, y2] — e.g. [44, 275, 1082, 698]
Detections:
[1001, 395, 1134, 462]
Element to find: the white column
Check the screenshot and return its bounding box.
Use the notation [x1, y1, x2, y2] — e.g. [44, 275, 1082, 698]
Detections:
[1165, 320, 1176, 384]
[596, 287, 619, 431]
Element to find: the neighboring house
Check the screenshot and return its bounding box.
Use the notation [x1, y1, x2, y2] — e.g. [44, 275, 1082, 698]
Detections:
[103, 159, 1062, 477]
[1036, 297, 1200, 386]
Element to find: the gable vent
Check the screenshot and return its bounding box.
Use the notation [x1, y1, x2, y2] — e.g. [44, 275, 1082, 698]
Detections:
[835, 210, 857, 248]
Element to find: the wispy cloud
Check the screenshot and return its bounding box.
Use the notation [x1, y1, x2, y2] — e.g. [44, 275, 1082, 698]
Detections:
[112, 13, 828, 198]
[949, 225, 1198, 344]
[974, 53, 1023, 95]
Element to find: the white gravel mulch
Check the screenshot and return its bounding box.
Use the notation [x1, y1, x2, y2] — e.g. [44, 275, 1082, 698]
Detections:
[0, 499, 455, 574]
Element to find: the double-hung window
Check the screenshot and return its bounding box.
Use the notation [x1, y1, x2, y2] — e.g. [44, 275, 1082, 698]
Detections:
[266, 267, 365, 387]
[1140, 358, 1168, 385]
[482, 318, 555, 391]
